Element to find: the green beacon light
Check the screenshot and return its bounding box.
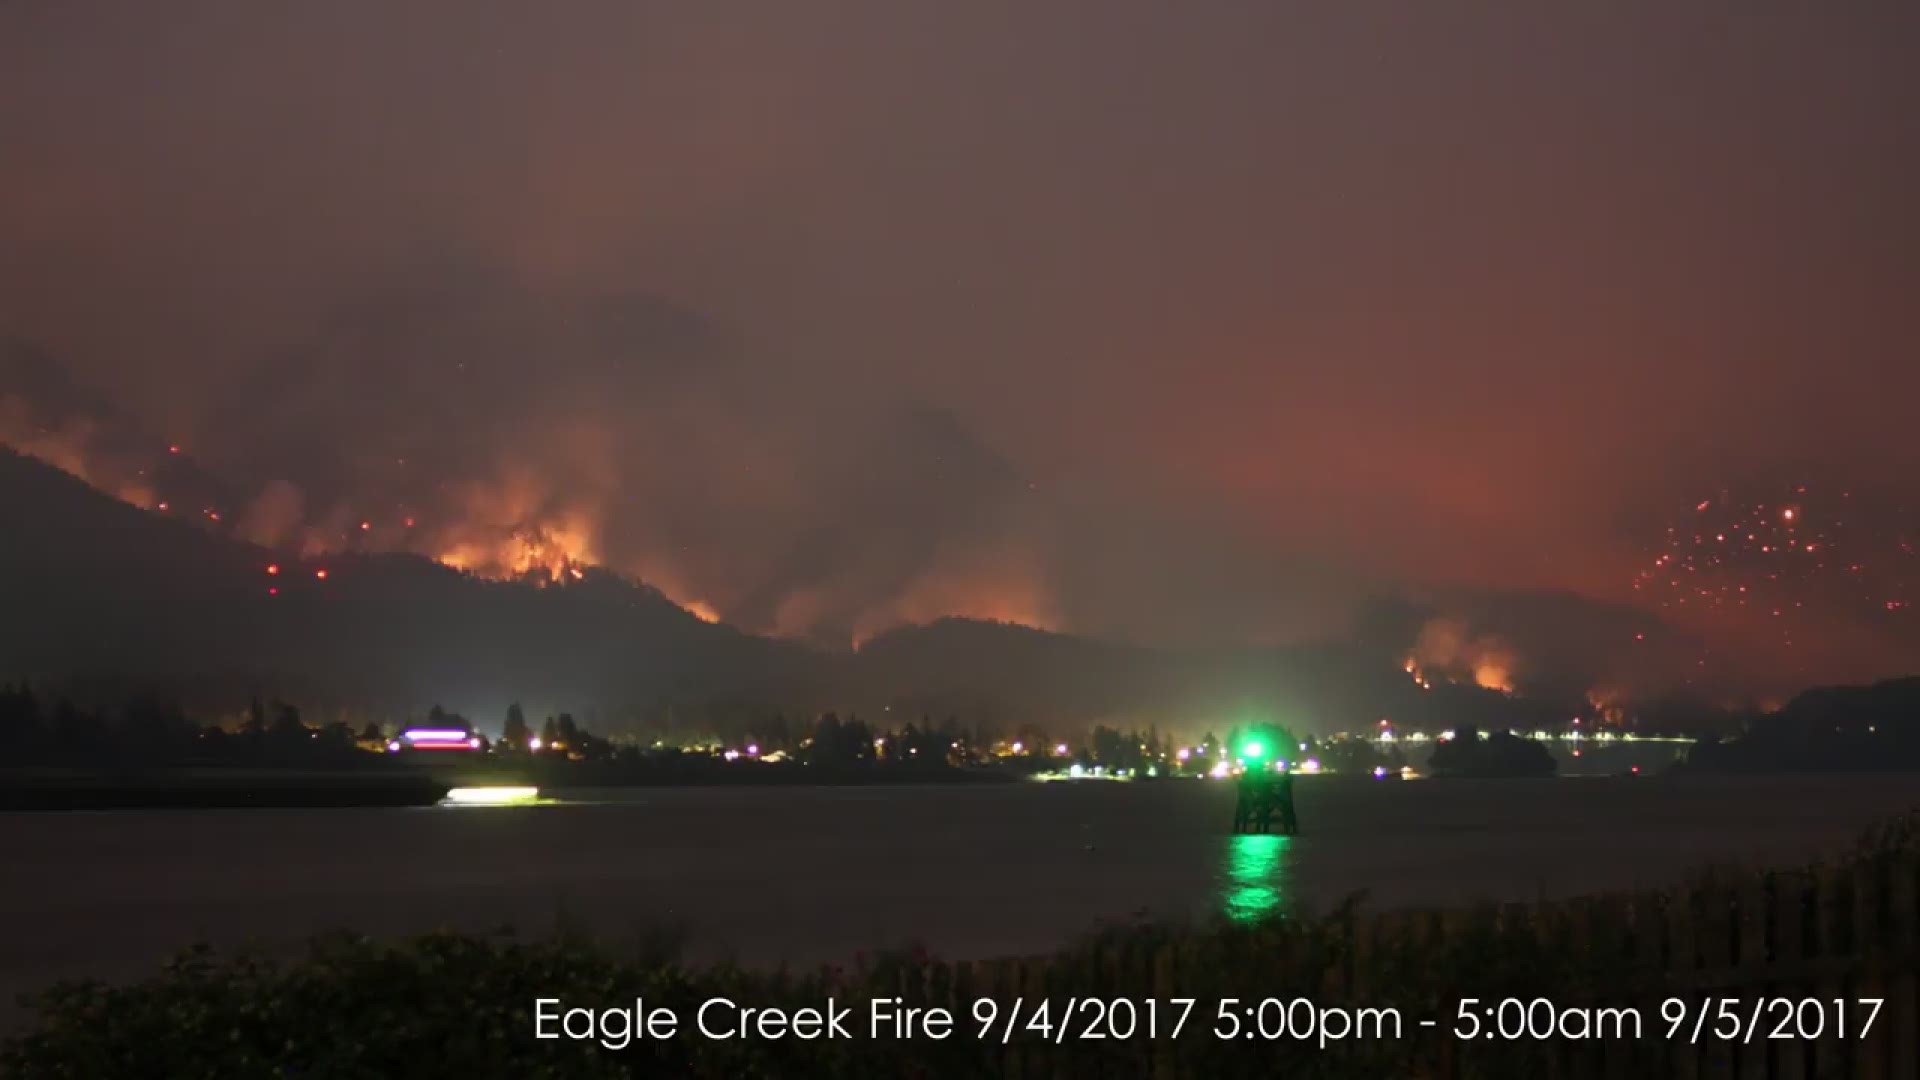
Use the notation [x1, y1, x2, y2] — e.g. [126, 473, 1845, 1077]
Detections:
[1240, 740, 1266, 762]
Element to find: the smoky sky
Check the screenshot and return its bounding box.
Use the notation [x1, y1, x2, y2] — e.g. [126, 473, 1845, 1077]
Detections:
[4, 3, 1919, 681]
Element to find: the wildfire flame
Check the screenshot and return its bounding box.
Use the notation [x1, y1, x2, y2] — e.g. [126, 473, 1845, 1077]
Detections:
[437, 520, 595, 583]
[1471, 661, 1513, 694]
[10, 415, 1049, 649]
[1585, 684, 1630, 726]
[1407, 617, 1517, 695]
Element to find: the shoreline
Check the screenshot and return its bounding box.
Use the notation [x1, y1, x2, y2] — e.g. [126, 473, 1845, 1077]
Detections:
[8, 761, 1920, 812]
[0, 769, 452, 811]
[0, 762, 1024, 811]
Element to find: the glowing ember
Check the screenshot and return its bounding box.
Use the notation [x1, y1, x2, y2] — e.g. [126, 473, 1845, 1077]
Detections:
[1638, 481, 1916, 652]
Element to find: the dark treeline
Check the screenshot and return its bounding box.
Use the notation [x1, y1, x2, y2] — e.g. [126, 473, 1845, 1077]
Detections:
[1376, 677, 1755, 742]
[0, 685, 376, 767]
[0, 684, 1173, 780]
[10, 674, 1920, 776]
[1426, 724, 1556, 778]
[1681, 675, 1920, 772]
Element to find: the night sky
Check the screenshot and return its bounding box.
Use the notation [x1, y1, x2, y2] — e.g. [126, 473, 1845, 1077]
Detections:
[4, 4, 1918, 691]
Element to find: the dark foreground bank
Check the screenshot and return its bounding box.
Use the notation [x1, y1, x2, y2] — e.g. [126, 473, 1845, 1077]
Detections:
[9, 811, 1919, 1079]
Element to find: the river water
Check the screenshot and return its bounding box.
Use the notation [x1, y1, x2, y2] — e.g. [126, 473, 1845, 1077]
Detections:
[2, 774, 1913, 1025]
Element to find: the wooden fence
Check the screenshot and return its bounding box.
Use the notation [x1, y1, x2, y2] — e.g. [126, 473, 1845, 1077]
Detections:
[858, 854, 1920, 1078]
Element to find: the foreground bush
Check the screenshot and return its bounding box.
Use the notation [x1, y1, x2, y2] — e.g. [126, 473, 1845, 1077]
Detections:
[5, 906, 1636, 1079]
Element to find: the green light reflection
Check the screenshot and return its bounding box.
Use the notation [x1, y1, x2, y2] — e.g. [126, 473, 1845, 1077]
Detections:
[1222, 834, 1295, 923]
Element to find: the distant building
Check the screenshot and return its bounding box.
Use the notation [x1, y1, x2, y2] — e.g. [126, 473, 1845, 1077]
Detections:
[387, 725, 486, 753]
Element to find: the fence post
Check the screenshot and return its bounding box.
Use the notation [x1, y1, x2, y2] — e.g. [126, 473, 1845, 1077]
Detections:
[1584, 894, 1632, 1080]
[1697, 876, 1743, 1076]
[1773, 871, 1809, 1080]
[1150, 944, 1178, 1080]
[1002, 957, 1029, 1080]
[1669, 885, 1703, 1080]
[1563, 898, 1598, 1080]
[1889, 854, 1917, 1080]
[1812, 864, 1851, 1080]
[1856, 858, 1889, 1080]
[1735, 878, 1770, 1079]
[1439, 909, 1471, 1080]
[1630, 892, 1668, 1079]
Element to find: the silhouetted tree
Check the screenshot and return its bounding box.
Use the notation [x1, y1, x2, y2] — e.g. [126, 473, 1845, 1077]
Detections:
[503, 703, 529, 748]
[804, 712, 877, 766]
[242, 696, 268, 737]
[0, 683, 46, 755]
[269, 701, 305, 737]
[843, 717, 874, 762]
[811, 713, 844, 763]
[1428, 725, 1554, 778]
[50, 699, 103, 757]
[116, 694, 194, 760]
[316, 721, 356, 750]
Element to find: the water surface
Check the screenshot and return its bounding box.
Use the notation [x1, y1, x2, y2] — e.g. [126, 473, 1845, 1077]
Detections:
[3, 774, 1912, 1024]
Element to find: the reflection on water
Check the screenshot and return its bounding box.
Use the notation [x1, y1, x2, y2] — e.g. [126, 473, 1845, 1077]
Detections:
[8, 774, 1915, 1022]
[1222, 834, 1294, 922]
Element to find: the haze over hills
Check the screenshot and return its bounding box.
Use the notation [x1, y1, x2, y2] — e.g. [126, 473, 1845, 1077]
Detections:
[0, 446, 811, 720]
[10, 328, 1915, 708]
[6, 2, 1920, 739]
[0, 442, 1310, 733]
[0, 340, 1855, 743]
[0, 339, 243, 518]
[0, 444, 1749, 741]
